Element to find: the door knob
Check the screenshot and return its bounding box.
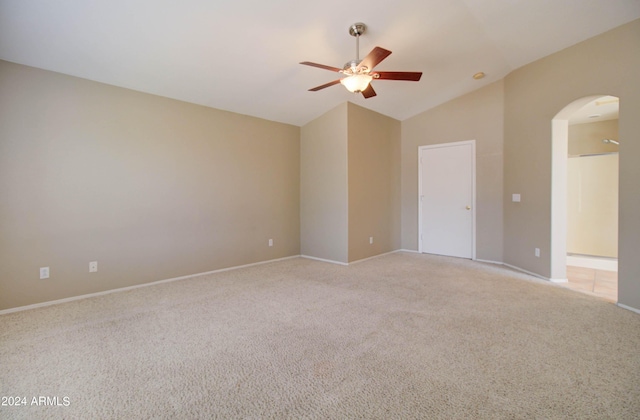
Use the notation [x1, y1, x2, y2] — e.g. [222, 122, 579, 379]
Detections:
[466, 206, 471, 210]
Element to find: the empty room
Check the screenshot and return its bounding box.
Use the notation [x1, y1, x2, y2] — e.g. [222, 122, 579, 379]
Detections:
[1, 1, 639, 418]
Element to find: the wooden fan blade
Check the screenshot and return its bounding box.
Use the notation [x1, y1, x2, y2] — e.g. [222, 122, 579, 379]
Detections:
[375, 71, 422, 81]
[300, 61, 343, 73]
[357, 47, 392, 72]
[308, 79, 342, 91]
[361, 84, 377, 99]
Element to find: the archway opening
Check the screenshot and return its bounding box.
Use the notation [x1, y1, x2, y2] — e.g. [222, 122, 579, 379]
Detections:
[551, 95, 619, 301]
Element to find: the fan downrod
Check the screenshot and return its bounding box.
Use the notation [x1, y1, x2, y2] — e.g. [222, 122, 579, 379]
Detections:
[347, 23, 367, 63]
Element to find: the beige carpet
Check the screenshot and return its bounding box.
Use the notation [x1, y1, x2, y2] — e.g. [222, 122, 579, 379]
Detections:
[1, 252, 639, 419]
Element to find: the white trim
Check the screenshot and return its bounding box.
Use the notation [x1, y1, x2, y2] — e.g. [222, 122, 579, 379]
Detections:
[418, 140, 476, 259]
[300, 255, 349, 266]
[302, 250, 410, 266]
[617, 303, 640, 315]
[470, 141, 477, 261]
[550, 117, 569, 280]
[474, 259, 505, 266]
[566, 255, 617, 271]
[397, 249, 420, 254]
[468, 259, 568, 282]
[0, 255, 300, 315]
[348, 250, 399, 265]
[418, 147, 422, 252]
[503, 263, 552, 281]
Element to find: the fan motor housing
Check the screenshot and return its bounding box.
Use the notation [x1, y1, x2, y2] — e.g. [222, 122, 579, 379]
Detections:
[343, 59, 363, 72]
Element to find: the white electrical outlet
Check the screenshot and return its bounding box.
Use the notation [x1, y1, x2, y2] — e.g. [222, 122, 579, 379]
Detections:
[369, 237, 374, 244]
[268, 239, 273, 247]
[40, 267, 49, 279]
[535, 248, 540, 258]
[89, 261, 98, 272]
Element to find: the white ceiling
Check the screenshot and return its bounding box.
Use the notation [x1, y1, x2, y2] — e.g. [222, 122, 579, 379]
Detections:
[1, 1, 639, 126]
[569, 96, 619, 125]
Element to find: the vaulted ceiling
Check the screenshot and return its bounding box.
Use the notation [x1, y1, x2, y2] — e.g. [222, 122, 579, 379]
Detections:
[1, 0, 639, 126]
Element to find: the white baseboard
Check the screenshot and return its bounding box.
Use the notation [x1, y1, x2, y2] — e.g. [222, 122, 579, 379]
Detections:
[0, 255, 301, 316]
[502, 263, 551, 281]
[617, 303, 640, 315]
[474, 258, 504, 266]
[567, 255, 617, 271]
[302, 250, 413, 266]
[300, 255, 349, 266]
[349, 250, 402, 265]
[397, 249, 420, 254]
[302, 249, 413, 266]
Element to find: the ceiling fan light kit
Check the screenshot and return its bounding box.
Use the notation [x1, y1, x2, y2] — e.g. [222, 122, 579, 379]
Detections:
[300, 22, 422, 99]
[340, 73, 373, 93]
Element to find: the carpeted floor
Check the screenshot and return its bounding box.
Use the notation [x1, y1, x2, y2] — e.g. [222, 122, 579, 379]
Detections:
[1, 252, 639, 419]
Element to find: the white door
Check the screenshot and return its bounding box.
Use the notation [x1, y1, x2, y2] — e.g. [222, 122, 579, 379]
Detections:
[419, 141, 475, 258]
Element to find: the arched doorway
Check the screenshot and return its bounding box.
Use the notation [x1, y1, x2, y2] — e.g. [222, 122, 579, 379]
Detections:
[551, 95, 619, 301]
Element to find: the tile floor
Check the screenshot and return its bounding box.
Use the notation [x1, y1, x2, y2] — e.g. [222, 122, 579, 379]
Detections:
[562, 265, 618, 302]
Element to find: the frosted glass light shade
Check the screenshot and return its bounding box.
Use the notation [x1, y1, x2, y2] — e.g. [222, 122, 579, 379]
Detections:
[340, 74, 373, 93]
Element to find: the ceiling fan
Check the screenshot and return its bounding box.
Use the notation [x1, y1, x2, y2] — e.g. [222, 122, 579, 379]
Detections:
[300, 23, 422, 99]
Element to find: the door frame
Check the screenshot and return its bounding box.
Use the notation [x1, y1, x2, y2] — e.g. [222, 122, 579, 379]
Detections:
[418, 140, 476, 259]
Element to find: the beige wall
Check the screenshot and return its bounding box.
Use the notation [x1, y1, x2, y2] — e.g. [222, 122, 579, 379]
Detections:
[569, 119, 619, 156]
[347, 103, 401, 262]
[0, 60, 300, 310]
[301, 102, 400, 264]
[567, 154, 618, 257]
[401, 80, 505, 262]
[504, 19, 640, 309]
[300, 103, 349, 263]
